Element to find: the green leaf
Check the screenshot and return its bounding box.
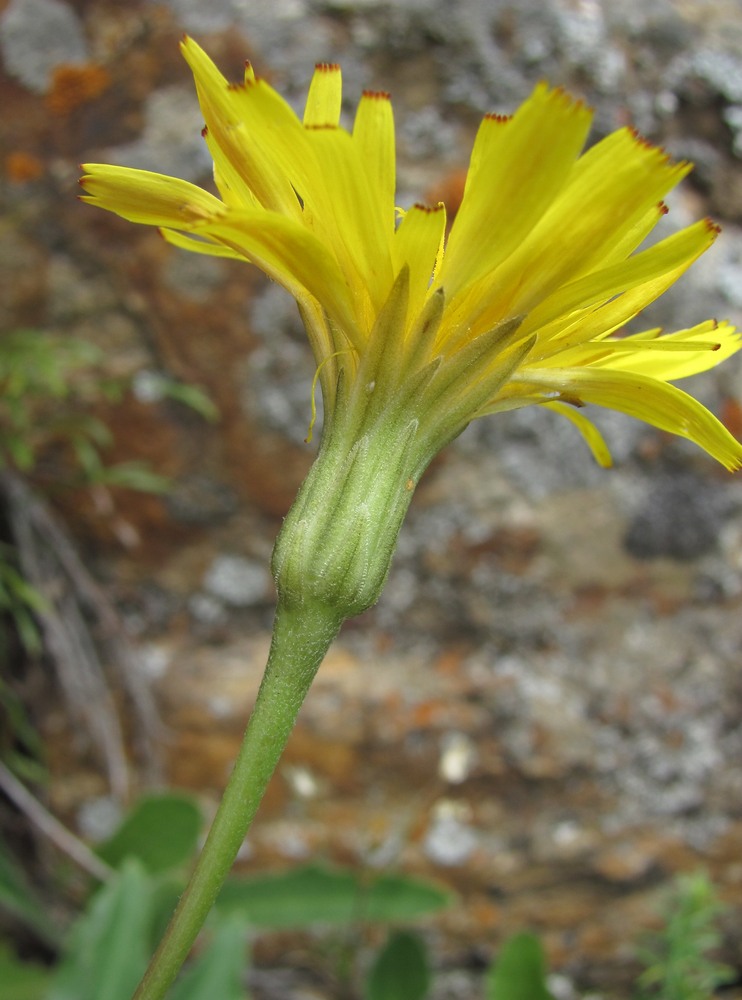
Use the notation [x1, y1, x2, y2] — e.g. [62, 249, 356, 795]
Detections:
[0, 836, 60, 947]
[5, 436, 35, 471]
[49, 859, 155, 1000]
[0, 677, 46, 765]
[635, 872, 735, 1000]
[486, 933, 556, 1000]
[12, 606, 43, 656]
[71, 435, 104, 480]
[0, 560, 45, 653]
[362, 873, 452, 922]
[0, 565, 46, 611]
[95, 462, 170, 493]
[366, 930, 431, 1000]
[169, 918, 249, 1000]
[215, 866, 358, 927]
[0, 943, 51, 1000]
[159, 381, 220, 422]
[215, 865, 451, 928]
[96, 793, 202, 874]
[149, 875, 187, 946]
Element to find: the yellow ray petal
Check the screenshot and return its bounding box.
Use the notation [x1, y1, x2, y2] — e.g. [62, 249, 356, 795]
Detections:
[448, 129, 692, 341]
[304, 63, 342, 126]
[514, 231, 720, 364]
[520, 367, 742, 470]
[203, 211, 361, 345]
[184, 39, 377, 312]
[353, 89, 396, 239]
[303, 125, 394, 324]
[297, 299, 347, 416]
[499, 129, 691, 314]
[524, 218, 718, 351]
[592, 199, 673, 269]
[587, 321, 742, 379]
[441, 83, 593, 297]
[181, 36, 305, 218]
[202, 126, 259, 210]
[542, 400, 613, 467]
[79, 164, 226, 226]
[160, 228, 245, 259]
[392, 202, 446, 328]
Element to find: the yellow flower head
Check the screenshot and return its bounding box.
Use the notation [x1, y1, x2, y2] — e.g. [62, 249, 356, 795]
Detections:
[80, 37, 742, 471]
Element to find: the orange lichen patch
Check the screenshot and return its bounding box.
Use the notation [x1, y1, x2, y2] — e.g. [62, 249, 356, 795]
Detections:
[434, 648, 468, 675]
[469, 897, 501, 930]
[425, 166, 468, 222]
[409, 698, 447, 727]
[46, 63, 111, 115]
[5, 150, 44, 182]
[721, 396, 742, 439]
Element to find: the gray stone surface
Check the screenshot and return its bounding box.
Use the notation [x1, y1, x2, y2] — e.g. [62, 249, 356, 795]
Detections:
[0, 0, 89, 92]
[202, 553, 270, 607]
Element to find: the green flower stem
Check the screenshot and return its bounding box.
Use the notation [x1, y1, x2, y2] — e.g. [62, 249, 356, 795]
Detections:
[133, 360, 433, 999]
[132, 599, 343, 1000]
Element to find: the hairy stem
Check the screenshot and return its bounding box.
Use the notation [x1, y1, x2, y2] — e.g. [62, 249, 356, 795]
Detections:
[132, 600, 342, 1000]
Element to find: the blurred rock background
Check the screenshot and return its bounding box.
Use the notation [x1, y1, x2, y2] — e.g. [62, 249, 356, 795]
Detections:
[1, 0, 742, 996]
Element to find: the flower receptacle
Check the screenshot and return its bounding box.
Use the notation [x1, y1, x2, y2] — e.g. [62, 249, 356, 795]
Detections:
[271, 403, 425, 621]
